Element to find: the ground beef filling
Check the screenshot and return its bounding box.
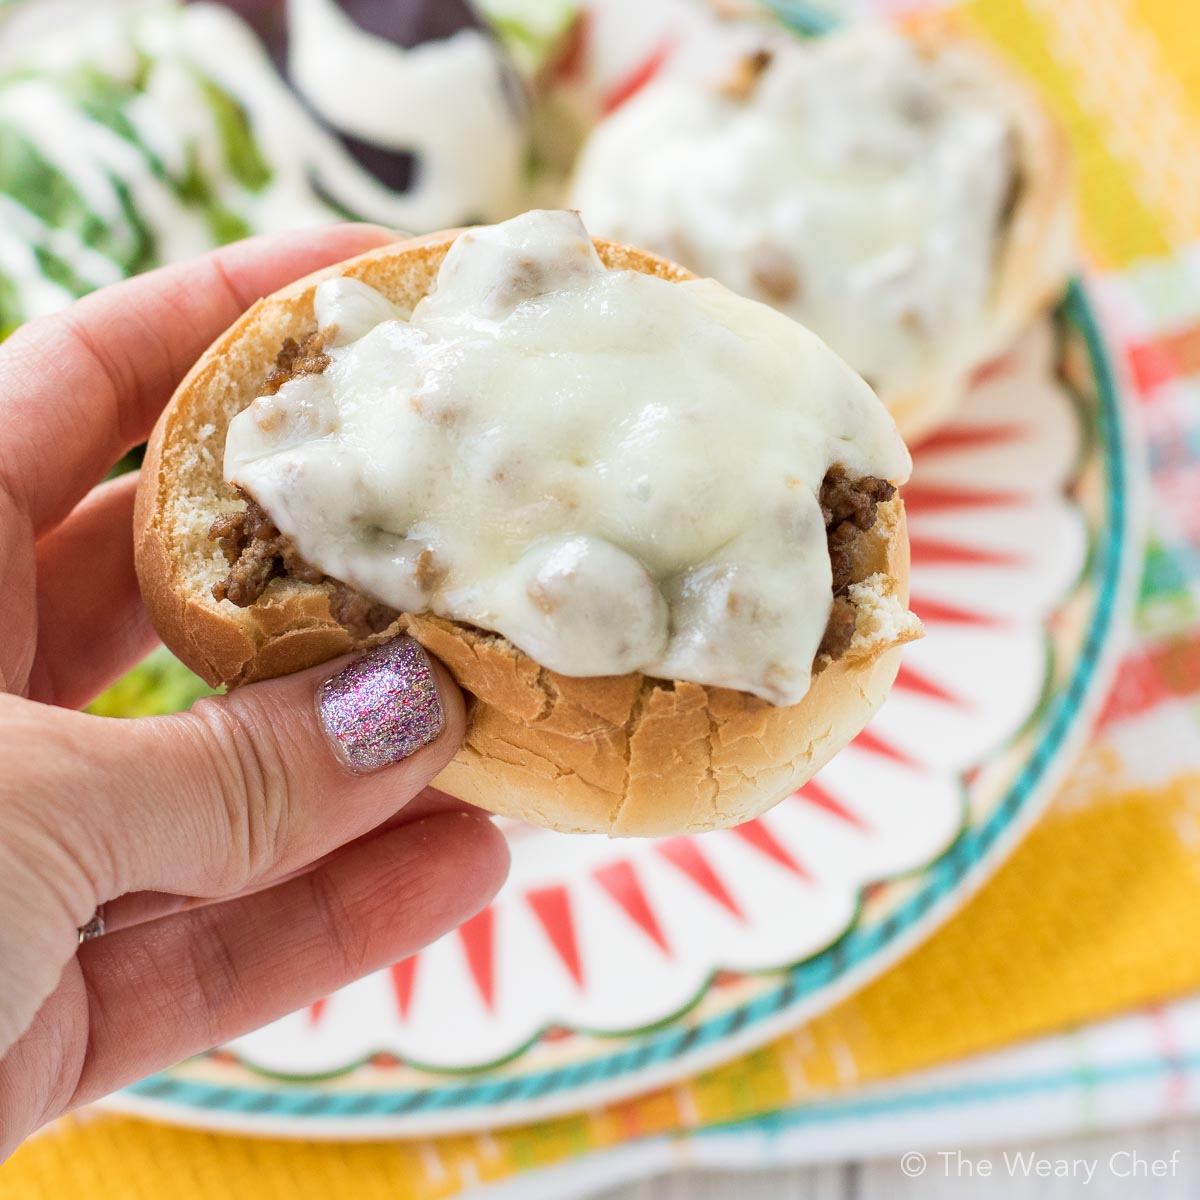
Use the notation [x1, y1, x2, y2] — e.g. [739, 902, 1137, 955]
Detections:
[817, 466, 896, 660]
[209, 336, 895, 662]
[263, 330, 330, 395]
[208, 332, 402, 639]
[210, 489, 401, 638]
[210, 469, 894, 662]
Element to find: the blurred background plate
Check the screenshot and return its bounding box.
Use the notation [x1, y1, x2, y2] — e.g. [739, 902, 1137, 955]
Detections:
[100, 280, 1142, 1138]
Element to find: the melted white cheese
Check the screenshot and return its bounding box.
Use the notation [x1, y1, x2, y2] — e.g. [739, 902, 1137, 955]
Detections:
[225, 210, 911, 705]
[569, 26, 1013, 398]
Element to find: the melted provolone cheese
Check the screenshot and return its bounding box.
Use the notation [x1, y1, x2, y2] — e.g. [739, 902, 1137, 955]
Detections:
[225, 209, 910, 705]
[569, 27, 1013, 397]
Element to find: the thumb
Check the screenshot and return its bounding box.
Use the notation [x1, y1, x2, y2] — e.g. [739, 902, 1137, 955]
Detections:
[26, 636, 468, 906]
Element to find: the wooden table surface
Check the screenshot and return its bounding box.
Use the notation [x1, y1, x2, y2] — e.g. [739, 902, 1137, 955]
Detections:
[600, 1120, 1200, 1198]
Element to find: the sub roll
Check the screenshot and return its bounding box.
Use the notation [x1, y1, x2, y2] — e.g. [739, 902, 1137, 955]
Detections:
[135, 210, 921, 835]
[569, 20, 1073, 442]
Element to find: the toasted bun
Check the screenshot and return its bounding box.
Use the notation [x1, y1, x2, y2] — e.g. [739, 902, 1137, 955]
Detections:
[885, 18, 1074, 442]
[135, 231, 920, 836]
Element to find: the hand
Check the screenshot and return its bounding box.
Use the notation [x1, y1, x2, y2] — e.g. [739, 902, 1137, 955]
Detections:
[0, 229, 510, 1157]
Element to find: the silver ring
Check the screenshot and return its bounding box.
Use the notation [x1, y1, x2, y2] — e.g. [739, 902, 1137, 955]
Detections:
[77, 907, 106, 944]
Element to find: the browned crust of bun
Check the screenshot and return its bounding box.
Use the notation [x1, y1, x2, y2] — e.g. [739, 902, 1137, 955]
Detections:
[135, 231, 918, 835]
[420, 500, 911, 835]
[886, 17, 1074, 442]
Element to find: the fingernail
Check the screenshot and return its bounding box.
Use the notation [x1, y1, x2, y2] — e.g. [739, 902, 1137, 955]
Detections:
[317, 637, 446, 772]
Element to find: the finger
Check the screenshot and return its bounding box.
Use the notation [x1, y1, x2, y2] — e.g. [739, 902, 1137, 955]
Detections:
[72, 813, 508, 1109]
[0, 645, 466, 1087]
[10, 639, 467, 916]
[30, 473, 158, 709]
[0, 223, 396, 536]
[99, 787, 482, 933]
[0, 489, 36, 696]
[6, 812, 508, 1133]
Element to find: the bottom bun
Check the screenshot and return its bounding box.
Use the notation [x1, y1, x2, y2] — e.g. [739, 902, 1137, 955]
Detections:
[405, 500, 914, 835]
[135, 231, 920, 836]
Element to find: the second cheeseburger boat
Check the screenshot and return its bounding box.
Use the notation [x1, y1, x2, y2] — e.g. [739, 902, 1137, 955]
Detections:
[136, 210, 921, 836]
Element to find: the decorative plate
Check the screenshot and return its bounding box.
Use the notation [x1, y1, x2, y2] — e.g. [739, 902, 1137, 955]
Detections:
[104, 282, 1141, 1137]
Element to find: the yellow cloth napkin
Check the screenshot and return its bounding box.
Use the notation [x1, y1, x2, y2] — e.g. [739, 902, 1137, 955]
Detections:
[9, 0, 1200, 1193]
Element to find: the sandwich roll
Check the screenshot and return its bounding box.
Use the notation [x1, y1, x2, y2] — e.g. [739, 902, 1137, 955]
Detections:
[569, 19, 1073, 443]
[136, 210, 921, 836]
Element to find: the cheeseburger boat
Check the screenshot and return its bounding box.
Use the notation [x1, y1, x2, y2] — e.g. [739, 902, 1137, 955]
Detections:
[569, 21, 1073, 443]
[136, 210, 920, 836]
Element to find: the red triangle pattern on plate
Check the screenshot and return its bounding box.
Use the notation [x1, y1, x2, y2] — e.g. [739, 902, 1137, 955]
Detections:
[852, 726, 921, 768]
[894, 662, 971, 709]
[792, 779, 869, 831]
[913, 422, 1027, 455]
[389, 956, 419, 1018]
[601, 38, 675, 112]
[969, 354, 1018, 385]
[731, 820, 809, 879]
[908, 592, 1008, 628]
[593, 861, 672, 955]
[908, 534, 1027, 569]
[458, 908, 497, 1010]
[901, 483, 1025, 512]
[526, 885, 585, 987]
[657, 837, 744, 920]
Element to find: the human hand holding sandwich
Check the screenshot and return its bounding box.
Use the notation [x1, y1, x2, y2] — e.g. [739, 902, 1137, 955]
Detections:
[0, 228, 509, 1158]
[0, 209, 918, 1157]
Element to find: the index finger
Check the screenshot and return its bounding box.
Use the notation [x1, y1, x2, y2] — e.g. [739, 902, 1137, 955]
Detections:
[0, 224, 395, 536]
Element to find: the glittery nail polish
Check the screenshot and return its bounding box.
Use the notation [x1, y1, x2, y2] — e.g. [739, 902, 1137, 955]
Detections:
[318, 638, 446, 772]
